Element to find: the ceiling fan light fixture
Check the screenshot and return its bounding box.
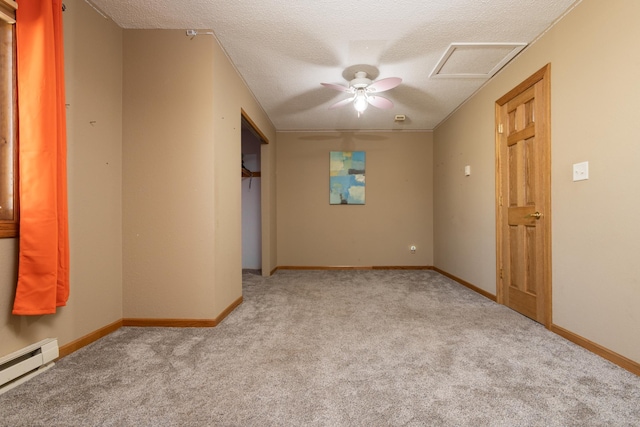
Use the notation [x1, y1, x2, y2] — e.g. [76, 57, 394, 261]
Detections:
[351, 71, 372, 88]
[321, 70, 401, 114]
[353, 89, 369, 113]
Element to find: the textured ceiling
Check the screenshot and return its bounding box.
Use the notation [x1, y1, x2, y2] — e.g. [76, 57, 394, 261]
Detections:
[89, 0, 579, 131]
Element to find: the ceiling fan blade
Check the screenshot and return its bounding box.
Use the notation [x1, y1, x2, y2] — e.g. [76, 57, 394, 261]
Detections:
[329, 96, 356, 109]
[367, 95, 394, 109]
[367, 77, 402, 93]
[321, 82, 351, 92]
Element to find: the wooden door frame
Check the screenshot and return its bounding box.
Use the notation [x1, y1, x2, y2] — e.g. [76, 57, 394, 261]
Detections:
[495, 64, 552, 328]
[240, 109, 269, 276]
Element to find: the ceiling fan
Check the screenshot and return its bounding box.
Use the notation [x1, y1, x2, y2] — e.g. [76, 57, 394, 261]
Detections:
[321, 71, 402, 115]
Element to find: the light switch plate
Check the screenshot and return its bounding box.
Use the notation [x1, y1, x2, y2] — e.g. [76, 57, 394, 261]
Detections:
[464, 165, 471, 176]
[573, 161, 589, 181]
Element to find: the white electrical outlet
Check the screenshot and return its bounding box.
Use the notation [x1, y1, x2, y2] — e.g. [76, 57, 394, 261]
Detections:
[573, 161, 589, 181]
[410, 245, 416, 253]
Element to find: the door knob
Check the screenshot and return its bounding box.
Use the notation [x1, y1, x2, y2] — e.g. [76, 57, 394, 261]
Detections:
[528, 211, 542, 219]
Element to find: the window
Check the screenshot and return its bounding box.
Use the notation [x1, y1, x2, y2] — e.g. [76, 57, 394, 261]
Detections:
[0, 0, 17, 238]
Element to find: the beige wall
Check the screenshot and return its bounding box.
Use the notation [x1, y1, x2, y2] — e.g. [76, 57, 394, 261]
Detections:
[122, 31, 217, 319]
[122, 30, 276, 319]
[434, 0, 640, 363]
[277, 132, 433, 267]
[209, 37, 277, 309]
[0, 0, 123, 355]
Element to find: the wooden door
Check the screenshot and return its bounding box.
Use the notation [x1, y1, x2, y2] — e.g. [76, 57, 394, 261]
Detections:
[496, 64, 551, 326]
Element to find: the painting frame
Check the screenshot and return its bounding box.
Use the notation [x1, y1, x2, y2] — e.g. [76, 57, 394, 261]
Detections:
[329, 151, 365, 205]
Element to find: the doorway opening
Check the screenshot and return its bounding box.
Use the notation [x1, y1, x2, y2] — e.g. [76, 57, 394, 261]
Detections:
[241, 110, 268, 275]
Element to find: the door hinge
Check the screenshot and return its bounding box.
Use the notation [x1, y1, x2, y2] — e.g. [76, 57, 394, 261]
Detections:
[498, 123, 504, 134]
[499, 196, 503, 207]
[500, 268, 503, 279]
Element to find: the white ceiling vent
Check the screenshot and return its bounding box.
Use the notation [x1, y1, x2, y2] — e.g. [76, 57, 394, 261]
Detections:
[430, 43, 527, 79]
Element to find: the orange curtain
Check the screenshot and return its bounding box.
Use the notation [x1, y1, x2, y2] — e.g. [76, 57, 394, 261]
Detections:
[13, 0, 69, 315]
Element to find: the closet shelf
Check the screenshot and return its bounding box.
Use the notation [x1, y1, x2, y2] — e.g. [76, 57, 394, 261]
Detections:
[242, 168, 261, 178]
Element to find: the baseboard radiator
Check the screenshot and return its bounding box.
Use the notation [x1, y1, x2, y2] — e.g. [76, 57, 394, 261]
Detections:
[0, 338, 59, 395]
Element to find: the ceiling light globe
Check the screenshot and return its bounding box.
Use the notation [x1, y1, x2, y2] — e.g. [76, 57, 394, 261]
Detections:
[354, 93, 368, 113]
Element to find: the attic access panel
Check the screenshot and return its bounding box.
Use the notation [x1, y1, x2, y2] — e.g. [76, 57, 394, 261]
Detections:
[430, 43, 527, 79]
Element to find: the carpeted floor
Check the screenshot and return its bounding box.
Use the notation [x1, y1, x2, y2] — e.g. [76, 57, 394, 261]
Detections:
[1, 269, 639, 426]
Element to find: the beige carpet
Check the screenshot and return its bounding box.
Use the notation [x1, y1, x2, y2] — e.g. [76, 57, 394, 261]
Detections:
[1, 269, 639, 426]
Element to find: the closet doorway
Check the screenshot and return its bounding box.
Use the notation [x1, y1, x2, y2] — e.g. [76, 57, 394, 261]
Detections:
[241, 110, 268, 274]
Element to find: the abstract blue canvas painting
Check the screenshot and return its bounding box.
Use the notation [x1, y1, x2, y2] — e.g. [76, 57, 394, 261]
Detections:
[329, 151, 365, 205]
